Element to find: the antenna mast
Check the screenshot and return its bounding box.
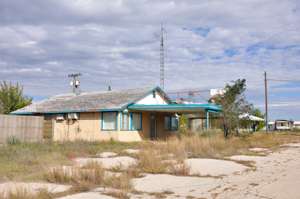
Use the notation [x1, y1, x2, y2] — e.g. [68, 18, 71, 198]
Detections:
[160, 24, 165, 89]
[68, 73, 81, 95]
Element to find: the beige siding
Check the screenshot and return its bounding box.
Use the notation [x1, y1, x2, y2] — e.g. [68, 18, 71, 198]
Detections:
[52, 112, 149, 142]
[51, 111, 177, 142]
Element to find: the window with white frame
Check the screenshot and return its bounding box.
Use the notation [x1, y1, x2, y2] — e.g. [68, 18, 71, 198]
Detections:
[102, 112, 117, 130]
[121, 112, 142, 131]
[164, 116, 178, 131]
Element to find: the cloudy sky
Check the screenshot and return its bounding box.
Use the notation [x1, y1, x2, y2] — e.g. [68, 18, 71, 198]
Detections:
[0, 0, 299, 120]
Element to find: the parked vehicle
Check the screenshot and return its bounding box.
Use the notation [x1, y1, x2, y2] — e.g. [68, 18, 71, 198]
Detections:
[274, 120, 293, 131]
[293, 121, 300, 130]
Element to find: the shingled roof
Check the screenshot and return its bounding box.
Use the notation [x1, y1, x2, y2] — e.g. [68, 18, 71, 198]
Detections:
[12, 87, 168, 114]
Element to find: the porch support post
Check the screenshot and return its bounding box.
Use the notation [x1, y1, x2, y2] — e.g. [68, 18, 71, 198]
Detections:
[206, 110, 210, 129]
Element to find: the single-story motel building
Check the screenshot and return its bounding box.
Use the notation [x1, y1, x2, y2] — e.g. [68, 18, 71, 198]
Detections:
[12, 87, 221, 142]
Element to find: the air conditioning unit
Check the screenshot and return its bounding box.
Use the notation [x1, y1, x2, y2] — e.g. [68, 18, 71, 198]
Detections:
[56, 114, 65, 121]
[67, 113, 79, 120]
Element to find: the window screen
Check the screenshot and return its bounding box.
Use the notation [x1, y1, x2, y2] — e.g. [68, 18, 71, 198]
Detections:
[171, 117, 178, 130]
[102, 112, 117, 130]
[164, 116, 178, 131]
[131, 113, 142, 130]
[121, 113, 130, 130]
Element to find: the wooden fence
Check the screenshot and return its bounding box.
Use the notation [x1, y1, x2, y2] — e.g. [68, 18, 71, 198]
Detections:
[0, 114, 44, 143]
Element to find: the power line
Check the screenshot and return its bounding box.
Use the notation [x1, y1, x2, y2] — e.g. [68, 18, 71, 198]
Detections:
[267, 78, 300, 82]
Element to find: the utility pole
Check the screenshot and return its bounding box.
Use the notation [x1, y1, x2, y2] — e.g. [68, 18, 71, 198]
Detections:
[68, 73, 81, 95]
[160, 24, 165, 90]
[264, 71, 268, 132]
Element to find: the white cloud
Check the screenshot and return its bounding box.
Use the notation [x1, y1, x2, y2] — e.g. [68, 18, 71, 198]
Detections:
[0, 0, 299, 119]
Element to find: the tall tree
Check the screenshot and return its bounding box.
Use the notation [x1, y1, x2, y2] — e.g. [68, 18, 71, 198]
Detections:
[0, 81, 32, 114]
[210, 79, 252, 137]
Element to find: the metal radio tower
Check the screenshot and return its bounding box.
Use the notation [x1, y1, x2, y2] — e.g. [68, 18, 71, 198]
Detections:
[160, 24, 165, 89]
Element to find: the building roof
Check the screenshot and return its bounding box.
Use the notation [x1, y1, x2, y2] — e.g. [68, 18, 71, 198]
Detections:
[239, 113, 264, 122]
[12, 87, 169, 114]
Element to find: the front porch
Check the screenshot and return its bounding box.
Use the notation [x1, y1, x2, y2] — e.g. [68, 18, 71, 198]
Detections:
[127, 103, 221, 139]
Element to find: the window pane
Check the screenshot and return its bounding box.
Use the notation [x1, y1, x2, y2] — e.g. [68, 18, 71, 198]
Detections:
[131, 113, 141, 130]
[164, 116, 170, 130]
[121, 113, 129, 130]
[102, 112, 116, 130]
[171, 117, 178, 130]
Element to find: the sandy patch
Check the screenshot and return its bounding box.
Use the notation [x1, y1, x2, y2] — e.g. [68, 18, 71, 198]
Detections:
[132, 174, 221, 198]
[249, 147, 271, 153]
[97, 152, 118, 158]
[74, 156, 137, 169]
[281, 143, 300, 148]
[0, 182, 71, 195]
[217, 143, 300, 199]
[229, 155, 266, 163]
[185, 158, 248, 176]
[123, 149, 140, 155]
[57, 192, 115, 199]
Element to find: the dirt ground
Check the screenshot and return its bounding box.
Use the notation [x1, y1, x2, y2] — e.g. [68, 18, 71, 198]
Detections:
[1, 142, 300, 199]
[132, 143, 300, 199]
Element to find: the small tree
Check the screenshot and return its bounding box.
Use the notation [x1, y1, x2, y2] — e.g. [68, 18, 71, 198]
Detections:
[0, 81, 32, 114]
[179, 114, 189, 135]
[210, 79, 252, 137]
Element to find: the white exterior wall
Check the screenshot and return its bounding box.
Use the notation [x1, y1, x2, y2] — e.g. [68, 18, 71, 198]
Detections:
[135, 91, 168, 105]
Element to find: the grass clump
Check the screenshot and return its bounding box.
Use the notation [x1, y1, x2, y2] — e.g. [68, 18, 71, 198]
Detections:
[138, 148, 170, 173]
[135, 131, 300, 176]
[1, 187, 53, 199]
[146, 132, 300, 159]
[0, 141, 138, 181]
[45, 162, 105, 186]
[44, 161, 134, 198]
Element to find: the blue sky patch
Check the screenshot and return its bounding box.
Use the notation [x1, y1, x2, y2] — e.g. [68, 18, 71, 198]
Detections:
[224, 49, 239, 57]
[183, 27, 210, 37]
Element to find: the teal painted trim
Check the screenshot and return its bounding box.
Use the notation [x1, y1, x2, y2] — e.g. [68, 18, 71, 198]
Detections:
[140, 112, 143, 130]
[128, 104, 221, 112]
[120, 112, 123, 130]
[100, 108, 121, 112]
[206, 111, 210, 129]
[10, 112, 35, 115]
[116, 112, 118, 130]
[12, 108, 121, 115]
[129, 113, 133, 130]
[207, 110, 221, 113]
[101, 112, 103, 131]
